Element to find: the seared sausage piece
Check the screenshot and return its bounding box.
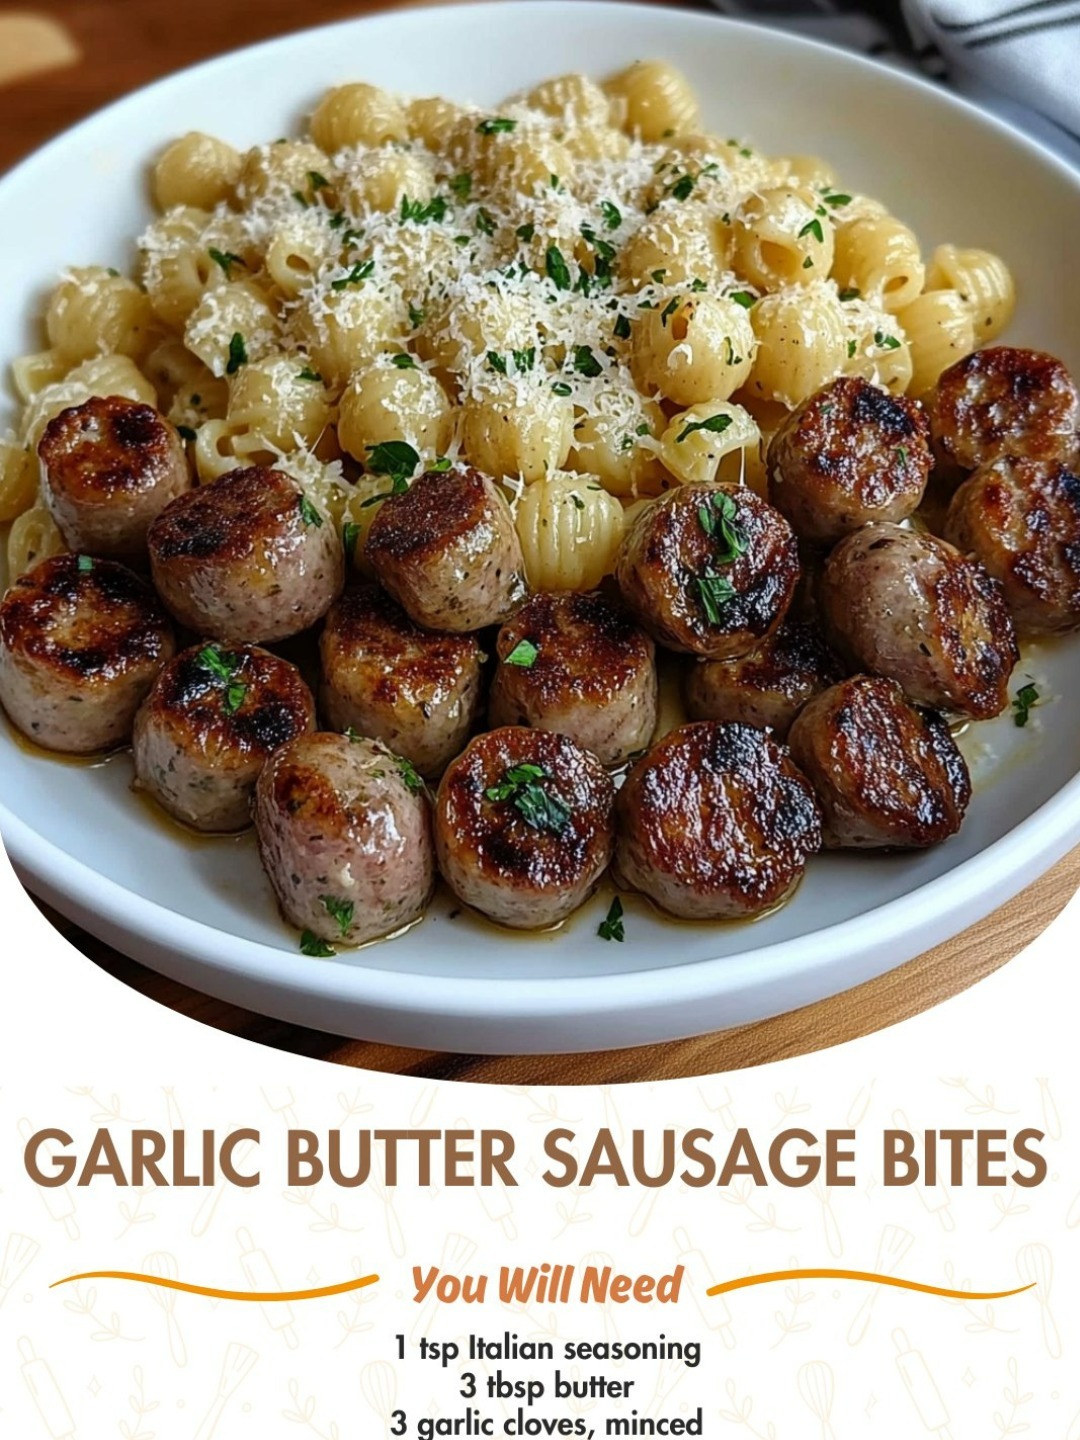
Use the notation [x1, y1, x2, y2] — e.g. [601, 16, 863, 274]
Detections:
[944, 456, 1080, 636]
[434, 726, 614, 930]
[928, 346, 1080, 471]
[0, 554, 175, 753]
[148, 466, 344, 643]
[614, 721, 821, 921]
[365, 465, 527, 632]
[788, 676, 971, 849]
[684, 617, 844, 740]
[254, 731, 435, 947]
[320, 585, 485, 779]
[820, 522, 1018, 719]
[767, 377, 932, 545]
[133, 642, 316, 832]
[489, 591, 657, 767]
[615, 483, 799, 659]
[39, 396, 192, 563]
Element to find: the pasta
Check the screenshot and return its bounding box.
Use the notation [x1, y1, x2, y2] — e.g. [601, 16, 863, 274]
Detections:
[1, 56, 1017, 613]
[6, 505, 65, 579]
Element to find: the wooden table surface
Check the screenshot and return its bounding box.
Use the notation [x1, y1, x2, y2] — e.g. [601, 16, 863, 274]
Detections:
[4, 0, 1078, 1082]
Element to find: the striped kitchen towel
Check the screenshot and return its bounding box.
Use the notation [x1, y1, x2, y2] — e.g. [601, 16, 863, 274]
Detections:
[708, 0, 1080, 162]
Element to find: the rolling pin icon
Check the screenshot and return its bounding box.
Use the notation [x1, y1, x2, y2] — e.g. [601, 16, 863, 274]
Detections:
[18, 1121, 79, 1240]
[19, 1337, 75, 1439]
[673, 1227, 735, 1348]
[237, 1228, 298, 1349]
[893, 1329, 952, 1439]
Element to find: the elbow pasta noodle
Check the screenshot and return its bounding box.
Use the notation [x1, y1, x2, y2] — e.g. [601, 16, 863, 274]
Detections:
[3, 57, 1019, 614]
[514, 471, 625, 591]
[896, 288, 978, 396]
[832, 215, 925, 312]
[153, 132, 242, 212]
[925, 243, 1016, 340]
[659, 401, 760, 486]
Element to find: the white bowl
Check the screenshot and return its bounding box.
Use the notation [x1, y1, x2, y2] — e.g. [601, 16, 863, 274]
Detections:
[2, 0, 1079, 1055]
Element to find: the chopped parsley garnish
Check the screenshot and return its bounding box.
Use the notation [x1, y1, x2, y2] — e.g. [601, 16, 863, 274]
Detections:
[485, 763, 571, 836]
[552, 381, 572, 397]
[487, 351, 508, 375]
[598, 896, 625, 943]
[802, 255, 815, 269]
[342, 521, 361, 560]
[225, 332, 247, 375]
[106, 267, 120, 277]
[838, 287, 861, 302]
[699, 490, 747, 565]
[76, 554, 94, 573]
[798, 217, 825, 244]
[574, 345, 603, 378]
[729, 290, 756, 309]
[177, 424, 197, 443]
[569, 491, 586, 511]
[400, 194, 449, 225]
[396, 756, 425, 794]
[308, 170, 330, 193]
[546, 245, 572, 290]
[365, 440, 420, 488]
[875, 331, 902, 350]
[677, 412, 733, 445]
[477, 117, 518, 135]
[391, 353, 417, 370]
[297, 366, 322, 382]
[300, 930, 336, 958]
[196, 644, 239, 684]
[847, 339, 858, 359]
[505, 639, 539, 669]
[823, 191, 852, 208]
[600, 200, 622, 231]
[320, 896, 354, 938]
[512, 347, 537, 373]
[660, 297, 681, 327]
[430, 456, 453, 473]
[222, 681, 247, 717]
[1013, 682, 1040, 728]
[696, 572, 737, 625]
[345, 727, 363, 743]
[670, 173, 695, 202]
[408, 302, 426, 328]
[516, 222, 536, 243]
[724, 338, 743, 366]
[651, 268, 668, 285]
[614, 313, 632, 341]
[450, 171, 473, 200]
[331, 259, 375, 290]
[895, 445, 909, 466]
[298, 494, 323, 528]
[475, 207, 498, 236]
[208, 247, 243, 277]
[689, 277, 708, 292]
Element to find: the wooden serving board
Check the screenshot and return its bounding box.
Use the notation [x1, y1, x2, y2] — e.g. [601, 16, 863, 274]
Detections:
[5, 0, 1078, 1081]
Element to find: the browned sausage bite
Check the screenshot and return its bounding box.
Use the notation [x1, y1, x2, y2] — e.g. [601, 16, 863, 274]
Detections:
[489, 591, 657, 767]
[615, 483, 799, 659]
[0, 554, 175, 753]
[148, 466, 344, 643]
[614, 721, 821, 921]
[435, 726, 614, 929]
[133, 642, 316, 832]
[788, 676, 971, 849]
[39, 396, 192, 563]
[821, 522, 1018, 719]
[767, 377, 932, 545]
[928, 346, 1080, 471]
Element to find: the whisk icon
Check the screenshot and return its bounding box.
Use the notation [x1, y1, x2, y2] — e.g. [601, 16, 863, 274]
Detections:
[797, 1360, 837, 1440]
[1016, 1243, 1060, 1358]
[361, 1359, 399, 1421]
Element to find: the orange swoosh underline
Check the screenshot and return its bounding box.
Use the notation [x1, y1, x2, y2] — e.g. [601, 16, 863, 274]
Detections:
[50, 1270, 379, 1303]
[707, 1269, 1033, 1301]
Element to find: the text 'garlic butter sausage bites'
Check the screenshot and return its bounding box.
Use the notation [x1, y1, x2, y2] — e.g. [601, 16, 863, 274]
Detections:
[133, 642, 316, 833]
[788, 676, 971, 849]
[684, 617, 845, 741]
[616, 483, 799, 660]
[255, 732, 435, 947]
[365, 465, 527, 633]
[435, 727, 615, 930]
[148, 466, 344, 644]
[944, 457, 1080, 637]
[489, 591, 657, 768]
[320, 585, 485, 780]
[928, 346, 1080, 472]
[615, 721, 821, 921]
[821, 521, 1018, 719]
[0, 554, 175, 754]
[767, 376, 932, 546]
[38, 395, 192, 563]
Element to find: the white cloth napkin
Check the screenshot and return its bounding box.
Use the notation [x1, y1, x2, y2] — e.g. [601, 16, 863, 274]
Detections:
[708, 0, 1080, 165]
